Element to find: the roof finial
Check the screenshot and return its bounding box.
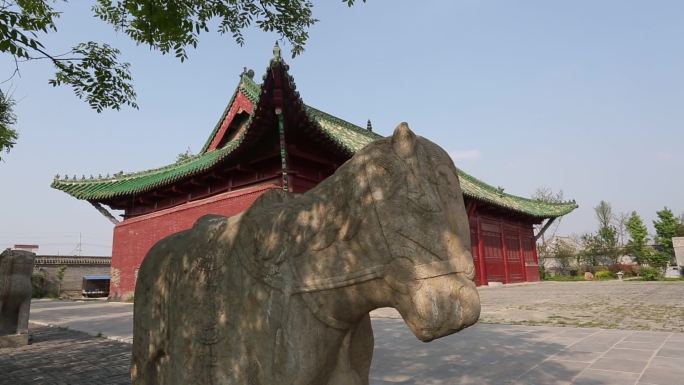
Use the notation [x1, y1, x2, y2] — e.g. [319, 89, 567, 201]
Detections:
[273, 41, 281, 59]
[366, 119, 373, 132]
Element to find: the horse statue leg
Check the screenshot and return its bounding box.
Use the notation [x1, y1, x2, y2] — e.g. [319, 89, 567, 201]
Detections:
[327, 313, 374, 385]
[132, 247, 172, 385]
[16, 297, 30, 335]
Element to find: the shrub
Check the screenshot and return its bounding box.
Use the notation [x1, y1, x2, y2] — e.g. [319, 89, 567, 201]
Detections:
[639, 267, 661, 281]
[543, 275, 585, 282]
[595, 270, 614, 280]
[31, 272, 47, 298]
[608, 263, 638, 277]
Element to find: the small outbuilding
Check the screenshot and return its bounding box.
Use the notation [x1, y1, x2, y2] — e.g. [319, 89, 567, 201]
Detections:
[52, 46, 577, 299]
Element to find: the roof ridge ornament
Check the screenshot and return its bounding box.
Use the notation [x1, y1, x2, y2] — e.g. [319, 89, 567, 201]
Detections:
[273, 41, 281, 60]
[241, 67, 255, 79]
[367, 119, 373, 132]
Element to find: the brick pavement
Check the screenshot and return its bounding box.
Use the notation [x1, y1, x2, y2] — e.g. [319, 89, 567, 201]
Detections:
[0, 324, 130, 385]
[5, 286, 684, 385]
[478, 281, 684, 331]
[2, 317, 682, 384]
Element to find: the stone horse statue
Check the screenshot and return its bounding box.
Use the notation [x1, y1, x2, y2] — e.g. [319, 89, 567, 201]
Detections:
[0, 249, 35, 347]
[132, 123, 480, 385]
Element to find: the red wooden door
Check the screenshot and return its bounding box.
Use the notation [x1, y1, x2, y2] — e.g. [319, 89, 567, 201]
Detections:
[504, 227, 525, 283]
[469, 219, 482, 286]
[522, 235, 540, 281]
[481, 220, 505, 283]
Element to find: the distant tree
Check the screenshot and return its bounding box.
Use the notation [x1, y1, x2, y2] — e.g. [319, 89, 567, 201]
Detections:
[0, 90, 17, 161]
[625, 211, 649, 265]
[551, 239, 576, 275]
[654, 207, 678, 260]
[595, 201, 619, 264]
[595, 200, 612, 230]
[579, 201, 621, 268]
[56, 265, 67, 297]
[533, 186, 564, 204]
[580, 232, 601, 268]
[614, 212, 629, 248]
[175, 147, 194, 164]
[532, 186, 565, 245]
[643, 251, 670, 271]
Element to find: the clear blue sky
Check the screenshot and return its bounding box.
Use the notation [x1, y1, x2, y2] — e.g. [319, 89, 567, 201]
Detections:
[1, 1, 682, 255]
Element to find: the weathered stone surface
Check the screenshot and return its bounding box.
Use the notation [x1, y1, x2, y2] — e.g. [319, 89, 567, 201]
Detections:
[132, 123, 481, 385]
[0, 249, 35, 347]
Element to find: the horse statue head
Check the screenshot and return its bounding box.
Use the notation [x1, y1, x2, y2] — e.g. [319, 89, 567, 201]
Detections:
[286, 122, 481, 342]
[361, 123, 480, 341]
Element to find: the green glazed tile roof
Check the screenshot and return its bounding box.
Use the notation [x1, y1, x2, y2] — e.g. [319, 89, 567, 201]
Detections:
[52, 138, 243, 201]
[456, 171, 577, 218]
[51, 58, 577, 219]
[305, 105, 382, 153]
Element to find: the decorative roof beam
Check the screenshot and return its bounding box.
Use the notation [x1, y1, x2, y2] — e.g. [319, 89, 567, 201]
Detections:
[89, 201, 120, 225]
[534, 217, 557, 242]
[466, 200, 478, 217]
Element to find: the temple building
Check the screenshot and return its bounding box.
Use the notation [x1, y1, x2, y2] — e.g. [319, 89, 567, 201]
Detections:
[52, 46, 577, 299]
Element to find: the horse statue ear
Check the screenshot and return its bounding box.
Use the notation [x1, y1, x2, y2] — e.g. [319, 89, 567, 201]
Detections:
[391, 122, 416, 159]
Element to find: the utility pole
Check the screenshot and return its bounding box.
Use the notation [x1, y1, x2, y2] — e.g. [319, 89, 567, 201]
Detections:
[77, 232, 82, 256]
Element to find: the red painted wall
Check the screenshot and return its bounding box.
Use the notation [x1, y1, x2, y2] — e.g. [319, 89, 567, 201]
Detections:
[206, 91, 254, 152]
[109, 184, 278, 299]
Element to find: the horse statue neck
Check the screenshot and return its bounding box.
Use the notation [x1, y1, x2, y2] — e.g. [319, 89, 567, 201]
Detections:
[236, 145, 394, 328]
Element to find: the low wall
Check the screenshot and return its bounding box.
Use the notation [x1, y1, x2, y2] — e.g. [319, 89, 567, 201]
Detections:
[33, 256, 111, 298]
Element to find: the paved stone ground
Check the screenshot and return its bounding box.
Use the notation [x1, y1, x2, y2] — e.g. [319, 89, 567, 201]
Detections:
[0, 324, 130, 385]
[478, 281, 684, 332]
[371, 316, 684, 385]
[5, 282, 683, 384]
[30, 299, 133, 343]
[2, 319, 682, 385]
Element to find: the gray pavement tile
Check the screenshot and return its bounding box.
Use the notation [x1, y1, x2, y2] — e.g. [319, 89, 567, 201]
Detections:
[572, 369, 641, 385]
[514, 360, 589, 385]
[585, 338, 628, 347]
[589, 357, 648, 373]
[559, 329, 599, 338]
[649, 356, 684, 370]
[615, 341, 663, 350]
[638, 367, 684, 385]
[666, 334, 684, 343]
[602, 348, 654, 361]
[660, 341, 684, 350]
[655, 347, 684, 359]
[371, 374, 414, 384]
[593, 330, 633, 337]
[624, 333, 670, 343]
[527, 336, 586, 346]
[461, 360, 543, 383]
[569, 342, 615, 353]
[548, 351, 603, 363]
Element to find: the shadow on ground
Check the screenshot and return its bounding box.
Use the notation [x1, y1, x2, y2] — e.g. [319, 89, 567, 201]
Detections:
[372, 318, 630, 385]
